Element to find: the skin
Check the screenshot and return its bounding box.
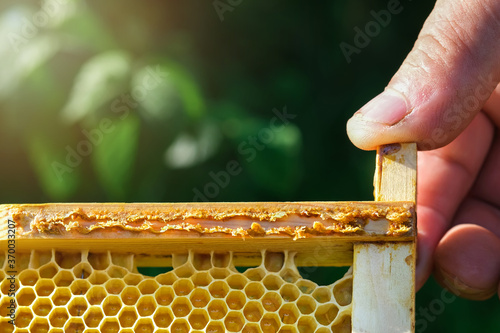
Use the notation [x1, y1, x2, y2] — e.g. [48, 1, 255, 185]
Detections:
[347, 0, 500, 300]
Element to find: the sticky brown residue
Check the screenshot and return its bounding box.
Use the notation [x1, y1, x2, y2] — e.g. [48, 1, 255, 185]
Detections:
[2, 202, 415, 240]
[313, 221, 326, 233]
[249, 222, 266, 236]
[381, 143, 401, 155]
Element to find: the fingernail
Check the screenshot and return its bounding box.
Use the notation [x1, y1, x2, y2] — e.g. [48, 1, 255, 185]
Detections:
[357, 90, 409, 125]
[436, 267, 496, 300]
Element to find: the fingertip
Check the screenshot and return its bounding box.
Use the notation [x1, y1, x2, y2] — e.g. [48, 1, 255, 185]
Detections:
[434, 224, 500, 300]
[346, 114, 385, 150]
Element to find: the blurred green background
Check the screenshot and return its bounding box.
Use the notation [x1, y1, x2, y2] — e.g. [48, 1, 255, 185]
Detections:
[0, 0, 498, 331]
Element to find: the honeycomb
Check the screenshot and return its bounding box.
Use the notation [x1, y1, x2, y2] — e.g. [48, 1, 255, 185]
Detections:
[0, 250, 352, 333]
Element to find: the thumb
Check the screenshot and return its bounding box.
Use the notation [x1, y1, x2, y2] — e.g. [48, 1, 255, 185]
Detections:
[347, 0, 500, 150]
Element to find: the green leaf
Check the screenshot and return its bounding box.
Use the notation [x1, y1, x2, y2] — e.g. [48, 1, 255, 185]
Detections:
[0, 24, 59, 99]
[135, 62, 205, 120]
[169, 63, 205, 119]
[164, 122, 222, 169]
[91, 114, 140, 200]
[51, 1, 118, 52]
[61, 50, 131, 124]
[27, 134, 80, 201]
[132, 65, 182, 122]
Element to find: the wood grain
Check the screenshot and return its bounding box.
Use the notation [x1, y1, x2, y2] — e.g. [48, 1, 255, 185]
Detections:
[0, 201, 414, 267]
[374, 143, 417, 202]
[353, 143, 417, 333]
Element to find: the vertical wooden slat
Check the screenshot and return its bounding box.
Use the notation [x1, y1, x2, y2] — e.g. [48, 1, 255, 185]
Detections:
[352, 143, 417, 333]
[374, 143, 417, 202]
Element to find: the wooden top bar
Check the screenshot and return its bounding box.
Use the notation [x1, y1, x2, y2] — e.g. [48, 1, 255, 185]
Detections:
[1, 202, 414, 239]
[0, 201, 414, 266]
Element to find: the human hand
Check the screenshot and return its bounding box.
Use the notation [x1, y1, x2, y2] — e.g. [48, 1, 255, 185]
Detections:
[347, 0, 500, 300]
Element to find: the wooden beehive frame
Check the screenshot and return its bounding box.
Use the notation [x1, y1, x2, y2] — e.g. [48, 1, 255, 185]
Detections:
[0, 143, 416, 332]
